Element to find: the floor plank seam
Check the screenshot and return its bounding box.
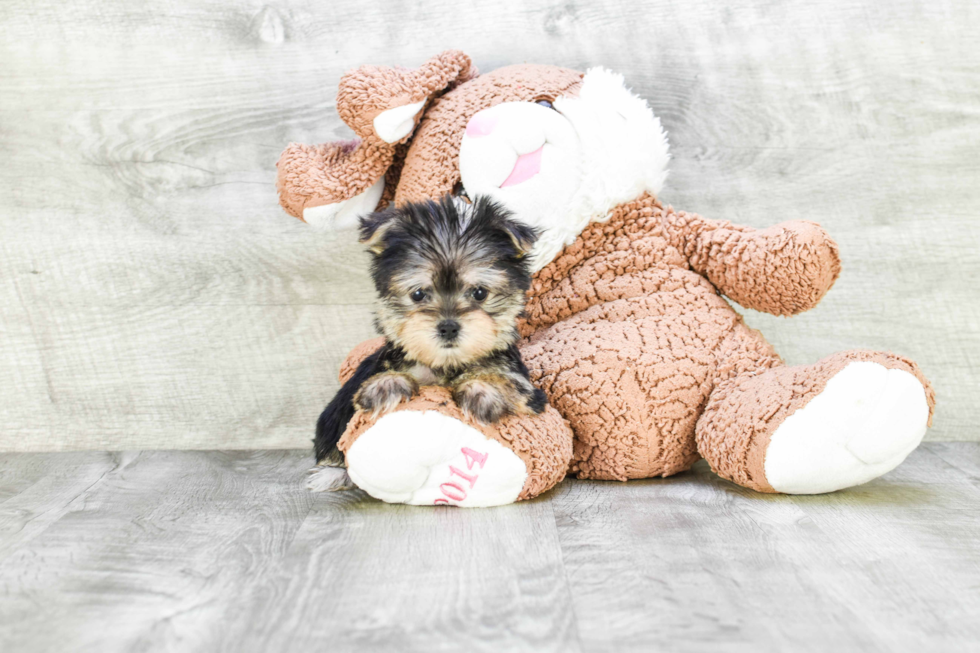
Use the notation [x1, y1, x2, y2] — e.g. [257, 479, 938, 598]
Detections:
[549, 492, 587, 653]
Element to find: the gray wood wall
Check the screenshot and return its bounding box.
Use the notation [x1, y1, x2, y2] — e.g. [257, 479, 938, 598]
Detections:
[1, 0, 977, 451]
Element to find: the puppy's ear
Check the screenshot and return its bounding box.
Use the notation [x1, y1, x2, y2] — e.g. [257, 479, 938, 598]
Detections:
[499, 218, 539, 258]
[471, 196, 540, 258]
[359, 209, 399, 254]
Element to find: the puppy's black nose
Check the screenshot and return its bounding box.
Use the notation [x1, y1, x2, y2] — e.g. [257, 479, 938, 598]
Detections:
[437, 320, 460, 341]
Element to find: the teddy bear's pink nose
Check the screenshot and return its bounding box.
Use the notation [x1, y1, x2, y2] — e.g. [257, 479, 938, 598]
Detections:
[465, 111, 498, 138]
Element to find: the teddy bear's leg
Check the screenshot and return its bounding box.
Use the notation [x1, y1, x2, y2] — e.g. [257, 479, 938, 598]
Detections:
[319, 386, 573, 506]
[520, 309, 721, 482]
[696, 340, 936, 494]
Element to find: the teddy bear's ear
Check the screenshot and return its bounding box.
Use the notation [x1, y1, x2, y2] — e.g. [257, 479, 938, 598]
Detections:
[276, 51, 477, 228]
[337, 50, 477, 143]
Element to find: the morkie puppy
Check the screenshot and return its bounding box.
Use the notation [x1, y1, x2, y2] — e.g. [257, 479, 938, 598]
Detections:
[308, 195, 548, 491]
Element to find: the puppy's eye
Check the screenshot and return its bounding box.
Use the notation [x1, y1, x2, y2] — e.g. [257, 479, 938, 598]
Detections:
[535, 99, 555, 110]
[410, 289, 426, 303]
[472, 287, 489, 302]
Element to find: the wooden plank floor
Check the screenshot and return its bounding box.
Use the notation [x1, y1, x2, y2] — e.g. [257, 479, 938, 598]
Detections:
[1, 443, 978, 652]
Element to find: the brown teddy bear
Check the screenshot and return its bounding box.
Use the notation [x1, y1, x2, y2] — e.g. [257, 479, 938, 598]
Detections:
[276, 51, 935, 507]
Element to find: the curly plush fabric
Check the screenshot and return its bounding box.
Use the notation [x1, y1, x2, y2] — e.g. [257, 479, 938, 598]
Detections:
[276, 51, 477, 219]
[334, 194, 867, 484]
[336, 50, 476, 140]
[336, 192, 935, 491]
[696, 350, 936, 492]
[524, 196, 842, 330]
[518, 194, 809, 480]
[284, 52, 936, 502]
[338, 386, 573, 501]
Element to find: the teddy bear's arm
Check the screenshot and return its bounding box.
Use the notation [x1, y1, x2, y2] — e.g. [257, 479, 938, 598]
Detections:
[669, 211, 842, 316]
[276, 140, 391, 223]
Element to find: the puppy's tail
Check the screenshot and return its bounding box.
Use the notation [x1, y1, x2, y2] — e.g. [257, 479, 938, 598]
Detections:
[314, 346, 384, 464]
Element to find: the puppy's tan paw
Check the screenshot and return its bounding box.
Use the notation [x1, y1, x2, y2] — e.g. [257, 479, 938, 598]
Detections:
[354, 372, 418, 417]
[454, 379, 510, 424]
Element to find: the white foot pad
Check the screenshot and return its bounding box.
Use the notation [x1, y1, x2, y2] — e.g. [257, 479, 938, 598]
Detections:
[764, 362, 929, 494]
[345, 410, 528, 507]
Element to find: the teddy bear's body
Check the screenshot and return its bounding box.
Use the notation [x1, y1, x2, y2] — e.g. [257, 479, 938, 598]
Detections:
[522, 193, 786, 484]
[520, 193, 932, 490]
[277, 51, 934, 506]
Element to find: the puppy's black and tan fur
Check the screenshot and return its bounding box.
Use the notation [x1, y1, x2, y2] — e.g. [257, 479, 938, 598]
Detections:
[312, 195, 547, 478]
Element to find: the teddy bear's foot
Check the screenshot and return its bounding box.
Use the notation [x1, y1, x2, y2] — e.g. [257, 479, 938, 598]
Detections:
[763, 361, 929, 494]
[336, 386, 574, 506]
[344, 409, 528, 507]
[698, 351, 935, 494]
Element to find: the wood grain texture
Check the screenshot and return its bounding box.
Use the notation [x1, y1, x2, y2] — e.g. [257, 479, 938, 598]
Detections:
[0, 450, 316, 652]
[551, 447, 980, 652]
[0, 0, 977, 451]
[1, 444, 978, 651]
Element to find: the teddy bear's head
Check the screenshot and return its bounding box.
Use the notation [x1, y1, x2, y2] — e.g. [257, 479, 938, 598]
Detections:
[278, 50, 670, 271]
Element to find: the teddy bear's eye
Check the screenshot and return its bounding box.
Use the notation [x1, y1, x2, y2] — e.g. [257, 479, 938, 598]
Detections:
[536, 99, 555, 110]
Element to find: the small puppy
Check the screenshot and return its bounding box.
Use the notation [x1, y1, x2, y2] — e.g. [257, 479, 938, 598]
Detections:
[308, 195, 547, 491]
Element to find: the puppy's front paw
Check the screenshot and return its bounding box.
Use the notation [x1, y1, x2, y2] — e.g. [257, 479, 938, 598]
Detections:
[354, 373, 418, 417]
[454, 379, 510, 424]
